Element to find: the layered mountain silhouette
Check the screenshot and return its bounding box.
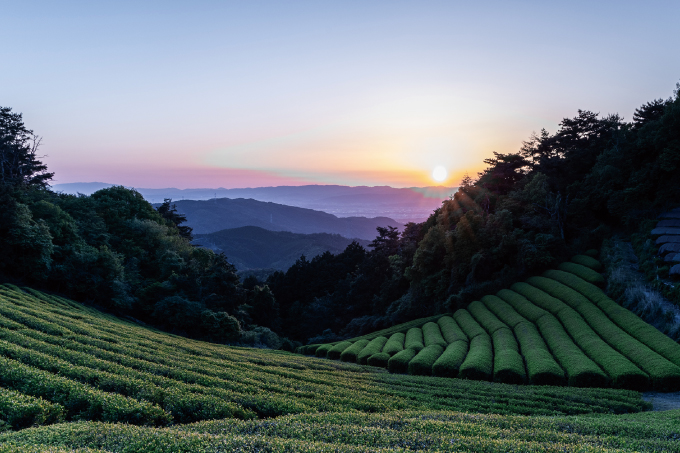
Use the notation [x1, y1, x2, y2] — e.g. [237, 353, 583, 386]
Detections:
[161, 198, 403, 240]
[194, 226, 371, 271]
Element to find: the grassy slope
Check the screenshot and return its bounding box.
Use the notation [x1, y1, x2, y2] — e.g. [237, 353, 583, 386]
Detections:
[307, 256, 680, 392]
[1, 281, 679, 452]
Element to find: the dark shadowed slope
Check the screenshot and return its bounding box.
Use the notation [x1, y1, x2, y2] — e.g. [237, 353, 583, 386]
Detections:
[194, 226, 370, 270]
[163, 198, 403, 239]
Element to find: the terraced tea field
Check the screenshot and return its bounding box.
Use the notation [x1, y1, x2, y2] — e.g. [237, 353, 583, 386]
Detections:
[304, 255, 680, 392]
[1, 260, 679, 452]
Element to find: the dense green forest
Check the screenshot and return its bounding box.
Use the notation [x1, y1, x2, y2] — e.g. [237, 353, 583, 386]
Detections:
[1, 82, 679, 346]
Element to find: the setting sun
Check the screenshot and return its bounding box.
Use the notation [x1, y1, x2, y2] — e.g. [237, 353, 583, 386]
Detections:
[432, 165, 447, 182]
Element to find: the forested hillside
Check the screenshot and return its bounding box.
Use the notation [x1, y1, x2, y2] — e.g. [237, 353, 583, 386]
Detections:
[1, 82, 679, 346]
[194, 226, 371, 271]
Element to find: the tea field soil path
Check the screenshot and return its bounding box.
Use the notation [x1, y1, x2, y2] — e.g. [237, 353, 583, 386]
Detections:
[643, 391, 680, 411]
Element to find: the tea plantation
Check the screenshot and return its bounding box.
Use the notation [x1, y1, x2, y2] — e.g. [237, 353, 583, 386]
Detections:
[1, 256, 680, 452]
[304, 255, 680, 393]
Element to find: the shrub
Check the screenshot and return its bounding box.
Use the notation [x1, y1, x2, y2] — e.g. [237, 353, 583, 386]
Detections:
[558, 262, 605, 287]
[493, 349, 526, 385]
[421, 322, 447, 348]
[408, 344, 445, 376]
[326, 341, 353, 360]
[437, 316, 467, 343]
[387, 348, 417, 374]
[495, 289, 547, 323]
[516, 280, 649, 390]
[453, 309, 486, 339]
[366, 352, 390, 368]
[314, 344, 333, 358]
[432, 340, 468, 378]
[514, 321, 565, 386]
[382, 332, 405, 356]
[468, 301, 508, 334]
[458, 334, 493, 381]
[404, 328, 424, 352]
[492, 327, 519, 353]
[338, 339, 369, 363]
[571, 255, 603, 271]
[586, 249, 599, 257]
[481, 295, 525, 328]
[531, 275, 679, 391]
[357, 336, 388, 365]
[544, 269, 680, 369]
[0, 387, 65, 430]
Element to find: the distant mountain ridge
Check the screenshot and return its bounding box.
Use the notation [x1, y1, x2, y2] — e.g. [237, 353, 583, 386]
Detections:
[52, 183, 456, 223]
[158, 197, 403, 240]
[194, 226, 371, 271]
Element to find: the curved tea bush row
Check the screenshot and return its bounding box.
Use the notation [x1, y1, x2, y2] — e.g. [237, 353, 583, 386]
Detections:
[468, 301, 508, 334]
[366, 352, 390, 368]
[480, 295, 525, 328]
[0, 356, 171, 426]
[491, 329, 526, 384]
[481, 295, 564, 385]
[3, 409, 679, 453]
[432, 341, 468, 378]
[544, 269, 680, 368]
[422, 322, 447, 348]
[529, 276, 680, 391]
[512, 282, 648, 390]
[327, 341, 353, 360]
[453, 309, 487, 339]
[0, 387, 65, 430]
[571, 254, 602, 271]
[404, 328, 425, 351]
[408, 344, 444, 376]
[437, 316, 467, 343]
[381, 332, 405, 356]
[497, 289, 608, 388]
[356, 337, 388, 365]
[387, 348, 417, 374]
[458, 335, 493, 381]
[339, 339, 369, 363]
[557, 262, 604, 286]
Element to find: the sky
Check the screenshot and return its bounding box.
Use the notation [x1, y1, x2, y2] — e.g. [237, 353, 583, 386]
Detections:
[2, 1, 679, 189]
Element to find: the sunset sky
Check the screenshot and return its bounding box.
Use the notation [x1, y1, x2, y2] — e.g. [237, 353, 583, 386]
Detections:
[3, 1, 679, 189]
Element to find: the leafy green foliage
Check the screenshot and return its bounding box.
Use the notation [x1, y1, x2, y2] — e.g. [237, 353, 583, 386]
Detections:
[408, 344, 444, 376]
[458, 335, 493, 381]
[431, 340, 468, 378]
[381, 333, 405, 356]
[356, 336, 388, 365]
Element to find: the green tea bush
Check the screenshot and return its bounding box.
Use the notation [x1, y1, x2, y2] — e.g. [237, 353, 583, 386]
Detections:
[558, 262, 605, 286]
[381, 332, 405, 356]
[404, 328, 424, 352]
[458, 334, 493, 381]
[468, 301, 508, 334]
[421, 322, 447, 348]
[492, 327, 519, 353]
[453, 309, 486, 339]
[515, 281, 648, 390]
[339, 339, 370, 363]
[366, 352, 390, 368]
[514, 322, 565, 386]
[530, 275, 680, 390]
[408, 344, 444, 376]
[314, 343, 333, 358]
[437, 316, 467, 343]
[356, 336, 388, 365]
[431, 340, 468, 378]
[327, 341, 353, 360]
[480, 295, 525, 328]
[0, 356, 171, 426]
[544, 269, 680, 368]
[571, 255, 602, 271]
[493, 350, 526, 385]
[495, 289, 547, 323]
[387, 348, 417, 374]
[0, 387, 65, 430]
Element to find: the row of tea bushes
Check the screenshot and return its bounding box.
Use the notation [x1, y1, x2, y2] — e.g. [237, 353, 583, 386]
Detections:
[1, 283, 649, 432]
[3, 409, 679, 453]
[303, 255, 680, 391]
